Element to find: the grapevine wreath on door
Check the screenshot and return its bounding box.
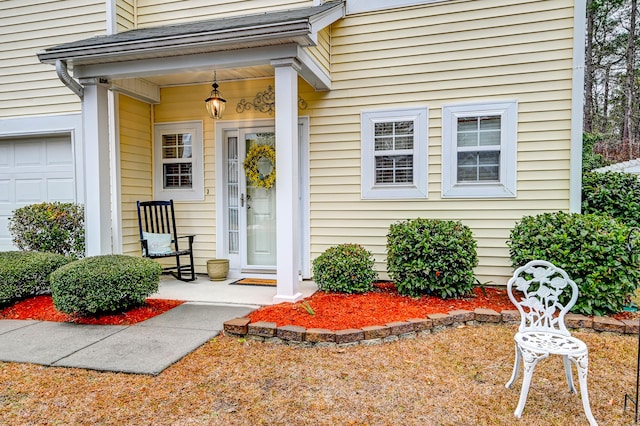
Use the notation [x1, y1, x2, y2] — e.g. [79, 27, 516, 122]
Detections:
[244, 144, 276, 189]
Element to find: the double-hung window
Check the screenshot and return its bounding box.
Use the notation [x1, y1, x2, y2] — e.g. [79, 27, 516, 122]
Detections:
[154, 121, 204, 201]
[361, 107, 428, 199]
[442, 100, 517, 198]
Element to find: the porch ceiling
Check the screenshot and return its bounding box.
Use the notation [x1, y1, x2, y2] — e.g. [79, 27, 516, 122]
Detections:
[37, 1, 344, 90]
[144, 65, 275, 87]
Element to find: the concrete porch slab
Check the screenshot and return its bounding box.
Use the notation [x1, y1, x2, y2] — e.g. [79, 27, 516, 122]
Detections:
[152, 275, 317, 306]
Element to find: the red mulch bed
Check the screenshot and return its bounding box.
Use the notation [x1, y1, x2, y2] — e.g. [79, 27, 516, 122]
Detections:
[0, 295, 183, 325]
[249, 283, 516, 330]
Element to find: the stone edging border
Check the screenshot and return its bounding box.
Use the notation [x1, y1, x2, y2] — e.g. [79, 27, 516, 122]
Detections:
[223, 308, 639, 348]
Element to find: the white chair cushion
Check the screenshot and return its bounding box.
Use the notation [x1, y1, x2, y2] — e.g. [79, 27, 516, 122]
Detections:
[142, 232, 173, 255]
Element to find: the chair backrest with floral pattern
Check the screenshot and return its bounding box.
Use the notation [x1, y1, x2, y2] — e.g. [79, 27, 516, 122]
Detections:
[506, 260, 579, 335]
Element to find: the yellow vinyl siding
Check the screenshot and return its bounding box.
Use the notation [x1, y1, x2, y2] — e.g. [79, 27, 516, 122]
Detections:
[116, 0, 136, 31]
[119, 94, 153, 257]
[136, 0, 313, 27]
[306, 0, 576, 284]
[305, 27, 331, 78]
[0, 0, 106, 118]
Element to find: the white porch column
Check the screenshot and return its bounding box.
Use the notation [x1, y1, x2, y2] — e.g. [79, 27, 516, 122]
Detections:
[81, 79, 113, 256]
[272, 58, 303, 303]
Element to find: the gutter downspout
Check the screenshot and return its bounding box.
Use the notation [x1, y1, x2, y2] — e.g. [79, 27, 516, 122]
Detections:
[56, 60, 84, 99]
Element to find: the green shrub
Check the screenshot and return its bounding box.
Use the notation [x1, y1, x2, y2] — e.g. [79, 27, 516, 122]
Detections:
[386, 218, 478, 298]
[0, 251, 71, 306]
[50, 255, 162, 316]
[9, 202, 85, 259]
[312, 244, 377, 293]
[582, 132, 610, 172]
[582, 171, 640, 227]
[508, 211, 640, 316]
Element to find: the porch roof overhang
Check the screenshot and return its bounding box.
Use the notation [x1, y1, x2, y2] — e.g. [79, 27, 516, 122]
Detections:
[37, 0, 344, 90]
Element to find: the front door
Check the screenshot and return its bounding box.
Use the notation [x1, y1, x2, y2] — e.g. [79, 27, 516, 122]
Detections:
[219, 118, 309, 277]
[224, 127, 277, 272]
[242, 129, 276, 269]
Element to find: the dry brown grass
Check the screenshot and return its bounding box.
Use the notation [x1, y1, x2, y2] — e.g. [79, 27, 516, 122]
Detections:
[0, 324, 637, 425]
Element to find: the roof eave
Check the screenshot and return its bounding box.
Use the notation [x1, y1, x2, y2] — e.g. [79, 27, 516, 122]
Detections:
[38, 21, 313, 65]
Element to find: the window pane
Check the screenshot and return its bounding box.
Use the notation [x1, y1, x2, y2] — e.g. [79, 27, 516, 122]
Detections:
[479, 130, 501, 146]
[395, 121, 414, 135]
[456, 151, 500, 182]
[375, 155, 412, 184]
[480, 116, 501, 130]
[163, 162, 192, 189]
[457, 117, 478, 132]
[479, 151, 500, 165]
[375, 122, 393, 136]
[179, 134, 192, 159]
[458, 152, 478, 166]
[457, 132, 478, 147]
[479, 166, 499, 180]
[162, 135, 177, 159]
[375, 137, 394, 151]
[457, 166, 478, 182]
[395, 136, 414, 150]
[162, 133, 193, 159]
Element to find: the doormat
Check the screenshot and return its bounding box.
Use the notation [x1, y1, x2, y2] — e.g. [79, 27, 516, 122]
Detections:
[231, 278, 277, 287]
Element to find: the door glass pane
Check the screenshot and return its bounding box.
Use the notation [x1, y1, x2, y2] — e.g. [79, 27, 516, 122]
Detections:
[245, 132, 277, 266]
[227, 136, 239, 254]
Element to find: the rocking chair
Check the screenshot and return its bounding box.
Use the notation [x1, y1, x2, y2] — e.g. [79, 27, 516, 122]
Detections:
[136, 200, 196, 282]
[505, 260, 597, 426]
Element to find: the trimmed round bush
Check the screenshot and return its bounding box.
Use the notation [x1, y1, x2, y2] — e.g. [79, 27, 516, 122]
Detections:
[50, 255, 162, 316]
[0, 251, 71, 306]
[387, 218, 478, 298]
[312, 243, 377, 293]
[582, 171, 640, 227]
[508, 211, 640, 316]
[9, 202, 85, 259]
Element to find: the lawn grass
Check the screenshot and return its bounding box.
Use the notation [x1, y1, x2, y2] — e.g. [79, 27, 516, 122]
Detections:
[0, 324, 636, 425]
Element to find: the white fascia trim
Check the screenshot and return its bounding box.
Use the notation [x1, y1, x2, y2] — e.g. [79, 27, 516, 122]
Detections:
[570, 0, 586, 213]
[111, 78, 161, 104]
[347, 0, 450, 15]
[297, 46, 331, 90]
[308, 1, 345, 44]
[74, 44, 299, 80]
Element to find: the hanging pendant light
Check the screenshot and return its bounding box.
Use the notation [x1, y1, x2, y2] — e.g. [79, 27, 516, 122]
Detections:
[205, 71, 226, 119]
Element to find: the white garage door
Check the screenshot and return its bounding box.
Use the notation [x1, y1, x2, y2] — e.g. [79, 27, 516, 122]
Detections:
[0, 134, 76, 251]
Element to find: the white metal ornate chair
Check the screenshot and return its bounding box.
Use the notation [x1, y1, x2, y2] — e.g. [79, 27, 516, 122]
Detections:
[505, 260, 597, 426]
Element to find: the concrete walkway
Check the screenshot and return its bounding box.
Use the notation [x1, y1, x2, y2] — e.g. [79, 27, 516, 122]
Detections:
[0, 302, 256, 375]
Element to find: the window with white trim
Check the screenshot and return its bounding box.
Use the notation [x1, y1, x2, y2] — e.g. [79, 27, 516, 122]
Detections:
[361, 107, 428, 199]
[442, 100, 517, 198]
[154, 121, 204, 201]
